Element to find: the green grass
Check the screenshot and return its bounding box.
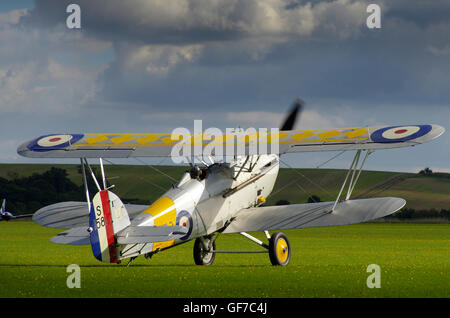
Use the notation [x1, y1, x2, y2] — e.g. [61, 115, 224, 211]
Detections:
[0, 222, 448, 298]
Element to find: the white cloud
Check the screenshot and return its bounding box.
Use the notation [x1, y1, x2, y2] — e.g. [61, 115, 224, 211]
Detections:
[0, 9, 110, 115]
[0, 60, 100, 114]
[123, 44, 203, 76]
[24, 0, 374, 71]
[0, 9, 28, 26]
[95, 0, 369, 39]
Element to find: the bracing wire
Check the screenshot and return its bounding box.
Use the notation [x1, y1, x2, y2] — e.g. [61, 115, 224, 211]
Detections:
[133, 157, 179, 183]
[279, 157, 333, 197]
[102, 158, 168, 192]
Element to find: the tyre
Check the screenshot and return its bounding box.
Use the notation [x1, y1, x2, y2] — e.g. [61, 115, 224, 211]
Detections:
[268, 232, 290, 266]
[193, 236, 216, 265]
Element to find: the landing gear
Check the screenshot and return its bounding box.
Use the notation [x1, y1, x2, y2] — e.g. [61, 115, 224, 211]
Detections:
[193, 235, 216, 265]
[193, 231, 291, 266]
[268, 232, 290, 266]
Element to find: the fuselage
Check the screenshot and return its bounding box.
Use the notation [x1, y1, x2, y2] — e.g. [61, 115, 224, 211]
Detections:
[117, 154, 280, 260]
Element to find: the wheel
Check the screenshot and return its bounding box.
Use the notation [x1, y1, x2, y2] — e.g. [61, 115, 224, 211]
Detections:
[193, 236, 216, 265]
[268, 232, 290, 266]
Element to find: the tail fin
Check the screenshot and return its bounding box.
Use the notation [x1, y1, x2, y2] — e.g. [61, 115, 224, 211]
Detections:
[1, 199, 5, 214]
[89, 190, 130, 263]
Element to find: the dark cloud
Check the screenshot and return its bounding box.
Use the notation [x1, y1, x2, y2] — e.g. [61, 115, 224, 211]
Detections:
[16, 0, 450, 113]
[22, 0, 369, 44]
[384, 0, 450, 28]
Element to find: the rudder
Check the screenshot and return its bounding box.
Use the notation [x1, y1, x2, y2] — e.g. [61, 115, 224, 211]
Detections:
[89, 190, 130, 263]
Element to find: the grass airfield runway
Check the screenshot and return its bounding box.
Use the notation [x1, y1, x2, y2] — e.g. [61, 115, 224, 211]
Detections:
[0, 221, 448, 298]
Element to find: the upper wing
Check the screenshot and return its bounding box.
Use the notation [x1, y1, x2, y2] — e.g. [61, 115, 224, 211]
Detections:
[32, 201, 148, 229]
[222, 197, 405, 234]
[17, 124, 444, 158]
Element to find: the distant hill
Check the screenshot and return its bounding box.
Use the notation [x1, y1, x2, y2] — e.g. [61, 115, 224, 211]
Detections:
[1, 163, 450, 216]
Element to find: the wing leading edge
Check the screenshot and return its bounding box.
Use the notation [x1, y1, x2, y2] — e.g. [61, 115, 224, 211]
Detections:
[17, 124, 444, 158]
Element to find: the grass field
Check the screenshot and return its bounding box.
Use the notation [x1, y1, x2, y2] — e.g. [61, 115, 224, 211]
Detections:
[0, 221, 448, 298]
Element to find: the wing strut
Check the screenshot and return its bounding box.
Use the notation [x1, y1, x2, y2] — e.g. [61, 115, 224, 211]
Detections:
[85, 158, 101, 191]
[80, 157, 111, 213]
[211, 232, 269, 254]
[99, 158, 107, 190]
[80, 158, 91, 212]
[332, 149, 372, 211]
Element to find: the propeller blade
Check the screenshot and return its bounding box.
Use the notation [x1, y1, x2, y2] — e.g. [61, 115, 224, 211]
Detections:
[280, 98, 304, 131]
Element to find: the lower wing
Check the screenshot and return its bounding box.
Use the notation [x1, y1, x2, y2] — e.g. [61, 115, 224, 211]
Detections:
[222, 197, 405, 234]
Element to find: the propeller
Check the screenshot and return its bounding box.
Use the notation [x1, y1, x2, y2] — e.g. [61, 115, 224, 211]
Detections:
[280, 98, 304, 131]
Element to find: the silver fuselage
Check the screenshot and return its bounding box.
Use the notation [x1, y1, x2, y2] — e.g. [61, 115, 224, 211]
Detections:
[118, 154, 279, 259]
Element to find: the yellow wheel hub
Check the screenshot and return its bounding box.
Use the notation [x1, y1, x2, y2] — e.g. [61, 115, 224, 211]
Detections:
[275, 238, 288, 263]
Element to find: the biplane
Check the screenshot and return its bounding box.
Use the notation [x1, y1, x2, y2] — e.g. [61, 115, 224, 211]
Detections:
[17, 100, 444, 266]
[0, 199, 33, 221]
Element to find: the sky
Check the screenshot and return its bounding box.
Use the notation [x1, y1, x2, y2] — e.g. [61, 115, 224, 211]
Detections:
[0, 0, 449, 174]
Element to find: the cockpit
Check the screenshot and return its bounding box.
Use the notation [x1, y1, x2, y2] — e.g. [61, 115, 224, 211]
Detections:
[189, 165, 209, 181]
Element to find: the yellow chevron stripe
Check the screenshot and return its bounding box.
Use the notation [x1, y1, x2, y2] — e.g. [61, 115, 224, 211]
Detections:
[110, 135, 134, 144]
[84, 135, 109, 144]
[343, 128, 369, 138]
[316, 130, 341, 139]
[135, 135, 159, 144]
[290, 131, 316, 141]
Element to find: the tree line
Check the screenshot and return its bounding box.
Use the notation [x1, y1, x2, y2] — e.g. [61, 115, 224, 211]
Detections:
[0, 166, 149, 214]
[0, 167, 85, 214]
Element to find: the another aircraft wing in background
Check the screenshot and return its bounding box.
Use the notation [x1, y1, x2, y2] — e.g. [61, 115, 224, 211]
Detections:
[17, 124, 444, 158]
[222, 197, 405, 234]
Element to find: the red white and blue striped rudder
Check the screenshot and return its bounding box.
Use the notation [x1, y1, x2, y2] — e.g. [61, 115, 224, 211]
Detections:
[88, 190, 130, 263]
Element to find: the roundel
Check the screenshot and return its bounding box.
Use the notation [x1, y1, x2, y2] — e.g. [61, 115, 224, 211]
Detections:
[28, 134, 84, 152]
[370, 125, 432, 143]
[176, 210, 193, 241]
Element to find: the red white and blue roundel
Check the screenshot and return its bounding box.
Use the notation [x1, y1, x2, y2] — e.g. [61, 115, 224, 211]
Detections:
[27, 134, 84, 152]
[176, 210, 193, 240]
[371, 125, 432, 143]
